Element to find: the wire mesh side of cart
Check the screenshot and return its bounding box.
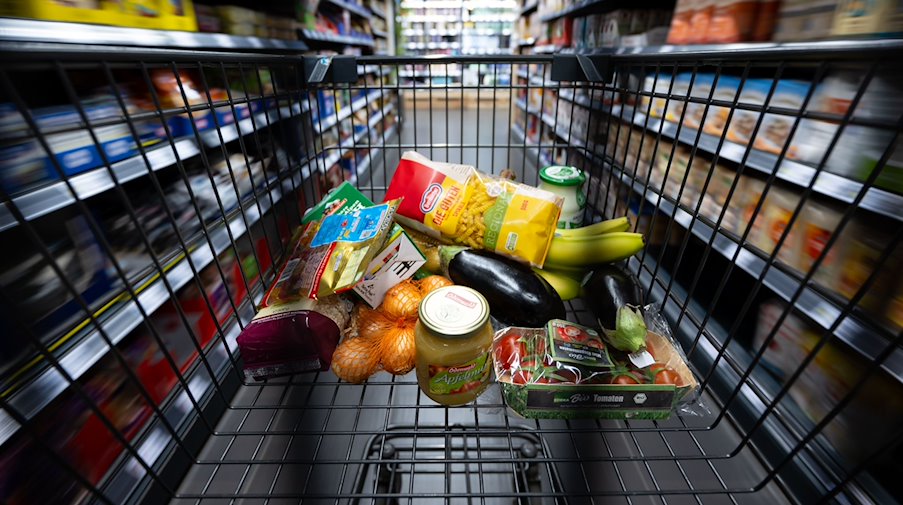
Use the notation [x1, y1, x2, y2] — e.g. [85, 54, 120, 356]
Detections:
[0, 46, 900, 505]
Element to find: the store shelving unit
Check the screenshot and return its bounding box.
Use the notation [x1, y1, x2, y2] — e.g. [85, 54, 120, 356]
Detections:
[0, 17, 310, 52]
[399, 0, 517, 85]
[0, 30, 399, 485]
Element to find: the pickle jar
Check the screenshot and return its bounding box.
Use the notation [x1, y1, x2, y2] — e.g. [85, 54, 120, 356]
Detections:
[415, 286, 493, 406]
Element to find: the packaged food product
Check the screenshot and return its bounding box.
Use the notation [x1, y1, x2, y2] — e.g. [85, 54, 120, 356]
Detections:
[493, 312, 701, 420]
[679, 156, 712, 210]
[706, 0, 760, 43]
[699, 164, 738, 224]
[682, 73, 715, 131]
[749, 185, 802, 266]
[267, 199, 400, 302]
[698, 75, 740, 139]
[237, 295, 353, 380]
[755, 299, 903, 466]
[752, 0, 780, 40]
[537, 165, 587, 229]
[789, 71, 903, 194]
[831, 0, 903, 37]
[384, 151, 563, 267]
[667, 0, 697, 44]
[687, 0, 715, 43]
[728, 174, 765, 236]
[785, 199, 843, 277]
[415, 286, 494, 406]
[665, 73, 693, 123]
[772, 0, 838, 41]
[752, 80, 812, 155]
[724, 78, 767, 146]
[353, 226, 426, 308]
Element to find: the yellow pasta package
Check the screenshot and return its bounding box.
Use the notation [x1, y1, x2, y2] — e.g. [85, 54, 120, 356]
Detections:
[384, 151, 563, 266]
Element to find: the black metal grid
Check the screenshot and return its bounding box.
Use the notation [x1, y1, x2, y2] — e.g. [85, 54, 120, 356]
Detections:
[0, 44, 901, 505]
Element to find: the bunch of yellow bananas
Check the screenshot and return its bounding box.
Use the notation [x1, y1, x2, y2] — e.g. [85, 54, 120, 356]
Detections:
[534, 217, 644, 301]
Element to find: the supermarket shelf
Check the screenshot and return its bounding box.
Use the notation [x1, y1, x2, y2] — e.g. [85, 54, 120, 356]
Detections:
[314, 89, 387, 132]
[347, 123, 399, 186]
[406, 41, 461, 50]
[558, 88, 609, 112]
[323, 0, 373, 18]
[401, 0, 463, 7]
[540, 0, 614, 22]
[300, 29, 375, 47]
[632, 255, 857, 505]
[105, 286, 258, 504]
[533, 44, 560, 54]
[399, 69, 463, 78]
[465, 0, 518, 7]
[605, 39, 903, 59]
[360, 64, 394, 76]
[372, 28, 388, 39]
[516, 98, 597, 152]
[403, 28, 458, 36]
[615, 107, 903, 222]
[511, 123, 554, 167]
[467, 15, 518, 22]
[404, 14, 461, 23]
[370, 3, 388, 19]
[197, 105, 299, 148]
[607, 161, 903, 384]
[460, 47, 512, 55]
[0, 18, 309, 52]
[303, 100, 396, 180]
[0, 180, 286, 447]
[0, 105, 299, 233]
[520, 1, 539, 16]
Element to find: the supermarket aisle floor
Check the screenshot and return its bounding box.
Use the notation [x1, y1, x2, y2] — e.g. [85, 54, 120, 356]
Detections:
[362, 99, 530, 193]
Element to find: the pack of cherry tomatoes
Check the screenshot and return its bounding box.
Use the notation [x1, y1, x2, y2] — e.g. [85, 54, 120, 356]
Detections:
[492, 310, 701, 419]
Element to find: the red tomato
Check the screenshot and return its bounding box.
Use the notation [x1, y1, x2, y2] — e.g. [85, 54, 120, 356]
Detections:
[610, 374, 641, 385]
[647, 364, 681, 385]
[496, 334, 526, 371]
[512, 370, 532, 385]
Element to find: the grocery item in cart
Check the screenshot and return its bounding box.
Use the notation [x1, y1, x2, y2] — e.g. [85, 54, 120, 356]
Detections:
[334, 276, 454, 383]
[384, 151, 563, 267]
[415, 285, 494, 406]
[493, 313, 701, 419]
[266, 199, 400, 301]
[537, 165, 587, 229]
[440, 246, 566, 328]
[237, 294, 353, 380]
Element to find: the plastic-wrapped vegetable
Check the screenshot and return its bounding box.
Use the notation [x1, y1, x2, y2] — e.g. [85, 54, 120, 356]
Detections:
[492, 308, 703, 419]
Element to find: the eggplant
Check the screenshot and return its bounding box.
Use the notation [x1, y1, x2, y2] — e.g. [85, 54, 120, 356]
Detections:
[440, 246, 565, 327]
[585, 263, 646, 352]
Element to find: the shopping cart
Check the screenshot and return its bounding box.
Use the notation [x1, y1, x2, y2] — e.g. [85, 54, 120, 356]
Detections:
[1, 42, 902, 505]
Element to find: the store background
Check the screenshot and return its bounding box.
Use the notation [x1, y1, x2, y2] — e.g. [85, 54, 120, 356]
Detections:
[0, 0, 901, 503]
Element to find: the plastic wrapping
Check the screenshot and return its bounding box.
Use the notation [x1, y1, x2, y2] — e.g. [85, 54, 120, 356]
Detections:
[492, 306, 704, 419]
[384, 151, 563, 267]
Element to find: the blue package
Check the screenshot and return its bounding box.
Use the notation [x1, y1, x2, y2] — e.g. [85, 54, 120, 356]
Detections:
[310, 202, 392, 248]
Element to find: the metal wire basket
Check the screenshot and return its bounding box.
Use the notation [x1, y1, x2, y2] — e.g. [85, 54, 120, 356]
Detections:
[0, 41, 902, 504]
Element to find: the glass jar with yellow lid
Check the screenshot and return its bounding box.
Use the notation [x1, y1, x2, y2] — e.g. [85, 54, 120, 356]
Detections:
[415, 285, 493, 406]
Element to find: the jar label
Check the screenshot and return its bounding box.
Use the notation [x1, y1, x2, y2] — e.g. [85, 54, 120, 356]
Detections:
[428, 353, 491, 395]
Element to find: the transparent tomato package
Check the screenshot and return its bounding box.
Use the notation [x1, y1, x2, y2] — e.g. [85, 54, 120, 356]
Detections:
[492, 307, 704, 419]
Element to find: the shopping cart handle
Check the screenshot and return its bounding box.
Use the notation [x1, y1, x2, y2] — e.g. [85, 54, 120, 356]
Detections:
[551, 53, 613, 83]
[304, 56, 360, 85]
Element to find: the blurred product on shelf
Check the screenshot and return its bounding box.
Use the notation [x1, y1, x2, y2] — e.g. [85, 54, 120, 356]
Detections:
[639, 70, 903, 192]
[0, 0, 198, 31]
[755, 299, 903, 469]
[0, 215, 114, 362]
[0, 92, 160, 194]
[773, 0, 903, 41]
[194, 5, 298, 40]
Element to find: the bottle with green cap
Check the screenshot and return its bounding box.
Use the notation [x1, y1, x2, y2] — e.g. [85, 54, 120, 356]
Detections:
[538, 165, 586, 229]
